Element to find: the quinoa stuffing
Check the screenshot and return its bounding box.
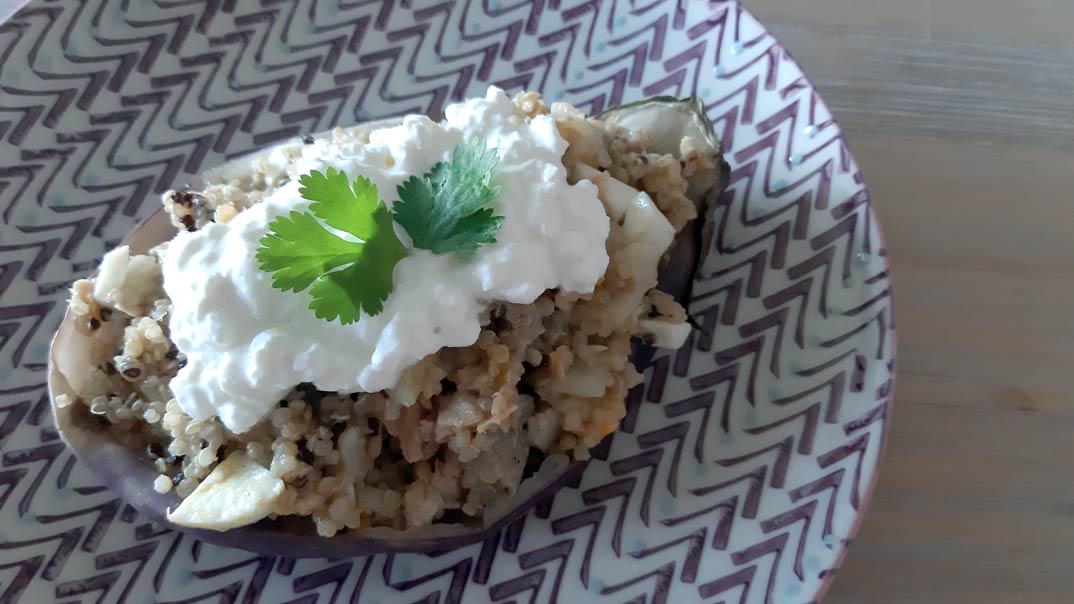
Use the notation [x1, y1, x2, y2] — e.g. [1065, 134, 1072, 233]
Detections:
[56, 91, 722, 537]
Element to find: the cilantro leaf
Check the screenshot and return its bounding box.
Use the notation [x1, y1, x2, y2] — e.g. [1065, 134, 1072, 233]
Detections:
[298, 167, 381, 239]
[308, 256, 390, 324]
[255, 211, 358, 292]
[256, 171, 406, 324]
[393, 139, 504, 255]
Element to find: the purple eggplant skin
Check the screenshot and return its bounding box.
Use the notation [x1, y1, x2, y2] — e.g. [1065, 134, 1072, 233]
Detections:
[48, 98, 729, 557]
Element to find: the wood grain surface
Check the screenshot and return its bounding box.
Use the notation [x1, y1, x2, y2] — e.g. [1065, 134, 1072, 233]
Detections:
[745, 1, 1074, 602]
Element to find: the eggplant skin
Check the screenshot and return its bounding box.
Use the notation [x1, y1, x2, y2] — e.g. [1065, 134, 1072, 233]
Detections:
[48, 98, 729, 557]
[618, 96, 730, 370]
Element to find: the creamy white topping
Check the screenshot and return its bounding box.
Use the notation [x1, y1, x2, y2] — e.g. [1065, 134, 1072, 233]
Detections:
[163, 88, 610, 433]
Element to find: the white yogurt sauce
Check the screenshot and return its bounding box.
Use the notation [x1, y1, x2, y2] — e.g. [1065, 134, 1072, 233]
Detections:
[163, 87, 610, 433]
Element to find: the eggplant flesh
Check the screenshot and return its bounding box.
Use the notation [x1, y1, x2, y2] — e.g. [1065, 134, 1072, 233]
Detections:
[48, 97, 729, 557]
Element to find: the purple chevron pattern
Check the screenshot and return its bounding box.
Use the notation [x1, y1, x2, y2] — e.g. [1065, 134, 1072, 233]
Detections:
[0, 1, 894, 602]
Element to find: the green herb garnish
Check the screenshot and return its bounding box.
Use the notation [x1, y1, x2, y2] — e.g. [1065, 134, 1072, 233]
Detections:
[256, 168, 406, 324]
[256, 141, 504, 324]
[393, 139, 504, 255]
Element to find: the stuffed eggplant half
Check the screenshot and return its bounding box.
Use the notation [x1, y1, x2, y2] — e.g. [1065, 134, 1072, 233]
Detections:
[48, 88, 728, 556]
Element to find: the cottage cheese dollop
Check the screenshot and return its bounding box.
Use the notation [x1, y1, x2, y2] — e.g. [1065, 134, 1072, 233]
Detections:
[163, 88, 610, 433]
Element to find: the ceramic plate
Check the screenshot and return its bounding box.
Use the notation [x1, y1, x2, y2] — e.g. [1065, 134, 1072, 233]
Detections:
[0, 1, 894, 602]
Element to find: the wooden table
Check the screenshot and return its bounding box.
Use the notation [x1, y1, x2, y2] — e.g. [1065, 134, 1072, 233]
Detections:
[745, 1, 1074, 602]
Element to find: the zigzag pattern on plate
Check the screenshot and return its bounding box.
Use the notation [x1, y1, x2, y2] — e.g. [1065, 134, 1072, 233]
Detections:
[0, 1, 893, 602]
